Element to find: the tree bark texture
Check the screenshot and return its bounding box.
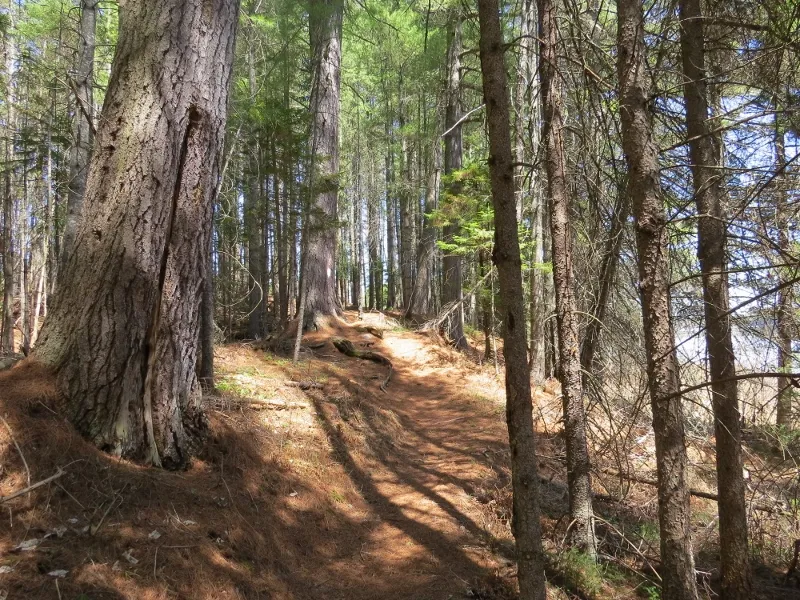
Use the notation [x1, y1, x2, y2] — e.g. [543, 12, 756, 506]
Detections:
[35, 0, 240, 468]
[305, 0, 343, 327]
[407, 146, 439, 319]
[477, 2, 547, 597]
[61, 0, 98, 269]
[617, 1, 699, 598]
[538, 0, 596, 557]
[443, 19, 467, 350]
[1, 11, 16, 354]
[678, 1, 751, 596]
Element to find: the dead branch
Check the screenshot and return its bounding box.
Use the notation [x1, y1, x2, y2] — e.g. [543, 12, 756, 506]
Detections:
[1, 416, 30, 492]
[601, 469, 789, 514]
[421, 268, 495, 332]
[0, 468, 65, 504]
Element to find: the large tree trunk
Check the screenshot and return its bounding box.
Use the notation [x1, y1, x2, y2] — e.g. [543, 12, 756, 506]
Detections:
[678, 1, 751, 596]
[538, 0, 595, 557]
[35, 0, 240, 469]
[617, 1, 699, 598]
[305, 0, 343, 327]
[443, 18, 467, 350]
[61, 0, 98, 269]
[477, 2, 546, 597]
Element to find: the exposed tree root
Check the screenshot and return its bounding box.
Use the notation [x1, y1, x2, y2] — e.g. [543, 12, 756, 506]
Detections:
[331, 337, 393, 391]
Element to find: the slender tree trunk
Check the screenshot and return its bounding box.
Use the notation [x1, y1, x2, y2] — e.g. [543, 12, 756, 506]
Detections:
[407, 146, 439, 319]
[385, 108, 397, 310]
[246, 152, 264, 338]
[35, 0, 240, 468]
[678, 1, 751, 596]
[580, 194, 627, 389]
[368, 164, 379, 310]
[617, 1, 699, 597]
[305, 0, 343, 328]
[399, 94, 415, 311]
[538, 0, 596, 557]
[775, 107, 795, 428]
[1, 8, 16, 354]
[480, 248, 493, 361]
[61, 0, 98, 268]
[477, 2, 546, 597]
[443, 18, 467, 350]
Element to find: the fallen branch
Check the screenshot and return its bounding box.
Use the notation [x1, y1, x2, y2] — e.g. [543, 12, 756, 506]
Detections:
[1, 416, 30, 492]
[601, 469, 788, 514]
[331, 338, 393, 391]
[0, 468, 65, 504]
[241, 398, 305, 410]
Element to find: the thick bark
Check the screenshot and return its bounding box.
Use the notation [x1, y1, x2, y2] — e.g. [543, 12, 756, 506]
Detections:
[35, 0, 240, 468]
[678, 2, 751, 597]
[305, 0, 343, 327]
[61, 0, 99, 269]
[538, 0, 595, 557]
[443, 19, 467, 350]
[617, 1, 699, 598]
[477, 2, 546, 597]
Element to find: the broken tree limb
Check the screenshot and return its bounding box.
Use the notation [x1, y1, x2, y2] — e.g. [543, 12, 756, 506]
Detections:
[0, 468, 66, 504]
[422, 268, 495, 333]
[331, 337, 393, 391]
[228, 397, 306, 410]
[284, 381, 324, 390]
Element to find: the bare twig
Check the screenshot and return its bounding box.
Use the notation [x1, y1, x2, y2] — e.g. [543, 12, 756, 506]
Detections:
[1, 416, 30, 491]
[0, 468, 65, 504]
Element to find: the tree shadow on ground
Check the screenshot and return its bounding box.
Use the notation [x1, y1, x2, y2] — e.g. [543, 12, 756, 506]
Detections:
[0, 354, 515, 600]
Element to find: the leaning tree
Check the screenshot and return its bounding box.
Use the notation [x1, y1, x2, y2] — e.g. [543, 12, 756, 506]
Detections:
[35, 0, 240, 468]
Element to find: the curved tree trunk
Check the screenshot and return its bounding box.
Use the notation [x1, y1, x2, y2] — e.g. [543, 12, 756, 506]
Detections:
[538, 0, 596, 557]
[35, 0, 240, 469]
[305, 0, 343, 328]
[477, 2, 547, 597]
[678, 1, 751, 597]
[617, 1, 699, 598]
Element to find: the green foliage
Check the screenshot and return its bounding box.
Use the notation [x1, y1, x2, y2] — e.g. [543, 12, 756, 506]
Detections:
[551, 549, 624, 599]
[640, 584, 661, 600]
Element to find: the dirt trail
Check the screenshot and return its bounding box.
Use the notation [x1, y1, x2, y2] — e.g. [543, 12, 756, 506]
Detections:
[0, 314, 521, 600]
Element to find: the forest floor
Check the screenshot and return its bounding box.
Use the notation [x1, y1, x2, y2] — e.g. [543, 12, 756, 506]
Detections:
[0, 311, 798, 599]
